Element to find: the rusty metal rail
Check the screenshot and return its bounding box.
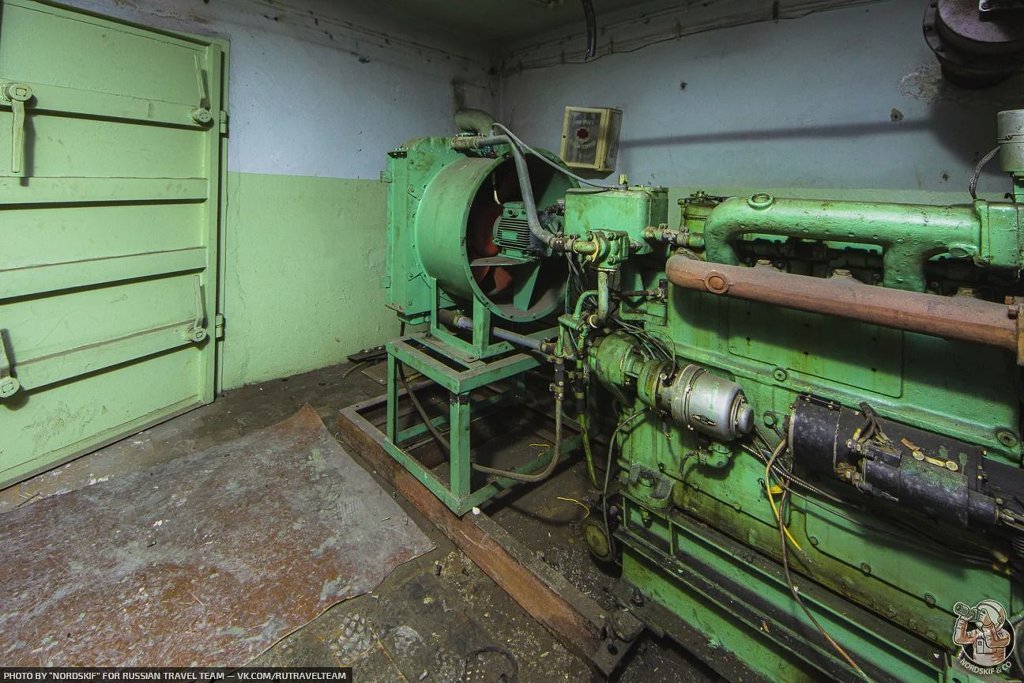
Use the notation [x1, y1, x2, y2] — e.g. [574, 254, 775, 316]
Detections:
[665, 256, 1022, 361]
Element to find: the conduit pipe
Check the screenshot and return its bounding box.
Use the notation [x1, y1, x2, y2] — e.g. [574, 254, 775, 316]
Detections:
[454, 109, 496, 136]
[665, 256, 1022, 361]
[451, 133, 553, 248]
[437, 309, 555, 354]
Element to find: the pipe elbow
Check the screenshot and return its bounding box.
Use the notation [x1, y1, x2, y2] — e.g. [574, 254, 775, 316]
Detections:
[454, 109, 497, 136]
[701, 196, 757, 265]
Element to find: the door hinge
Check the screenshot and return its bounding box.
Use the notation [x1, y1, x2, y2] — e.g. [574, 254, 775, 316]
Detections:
[215, 314, 226, 339]
[219, 110, 229, 135]
[0, 330, 21, 399]
[1, 82, 34, 177]
[185, 279, 209, 343]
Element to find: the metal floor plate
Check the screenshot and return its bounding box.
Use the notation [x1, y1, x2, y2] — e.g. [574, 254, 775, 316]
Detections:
[0, 405, 434, 666]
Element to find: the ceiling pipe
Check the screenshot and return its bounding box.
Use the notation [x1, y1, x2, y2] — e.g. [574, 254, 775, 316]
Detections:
[580, 0, 597, 60]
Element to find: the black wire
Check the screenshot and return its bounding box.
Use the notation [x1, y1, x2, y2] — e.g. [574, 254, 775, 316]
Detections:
[741, 442, 993, 566]
[603, 411, 644, 562]
[741, 444, 844, 504]
[614, 317, 676, 374]
[970, 145, 1001, 200]
[395, 322, 452, 453]
[776, 485, 871, 681]
[506, 29, 706, 73]
[463, 646, 519, 683]
[580, 0, 597, 60]
[398, 362, 451, 453]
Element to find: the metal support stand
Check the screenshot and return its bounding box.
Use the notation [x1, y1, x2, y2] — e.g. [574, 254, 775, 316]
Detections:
[384, 334, 579, 515]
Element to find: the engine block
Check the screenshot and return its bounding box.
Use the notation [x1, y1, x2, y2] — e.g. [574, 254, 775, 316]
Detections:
[381, 110, 1024, 681]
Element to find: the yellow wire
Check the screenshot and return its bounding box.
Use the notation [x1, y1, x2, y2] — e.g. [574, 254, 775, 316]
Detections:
[557, 496, 591, 517]
[765, 455, 803, 553]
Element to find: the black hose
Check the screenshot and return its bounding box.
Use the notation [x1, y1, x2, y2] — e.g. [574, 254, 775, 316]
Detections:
[472, 396, 564, 482]
[464, 646, 518, 683]
[580, 0, 597, 60]
[505, 136, 552, 247]
[398, 362, 450, 453]
[450, 131, 552, 247]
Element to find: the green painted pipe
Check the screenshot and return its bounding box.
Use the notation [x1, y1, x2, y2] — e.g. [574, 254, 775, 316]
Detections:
[596, 270, 611, 324]
[702, 195, 983, 291]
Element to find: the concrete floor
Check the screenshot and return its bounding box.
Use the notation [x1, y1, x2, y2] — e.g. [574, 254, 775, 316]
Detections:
[1, 362, 715, 682]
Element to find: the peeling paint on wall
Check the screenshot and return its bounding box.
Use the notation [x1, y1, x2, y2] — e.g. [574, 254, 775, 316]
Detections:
[900, 62, 1024, 109]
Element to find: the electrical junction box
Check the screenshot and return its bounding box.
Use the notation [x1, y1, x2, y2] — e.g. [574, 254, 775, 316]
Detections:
[560, 106, 622, 175]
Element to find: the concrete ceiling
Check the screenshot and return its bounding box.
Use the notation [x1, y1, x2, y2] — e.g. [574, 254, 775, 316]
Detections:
[369, 0, 675, 46]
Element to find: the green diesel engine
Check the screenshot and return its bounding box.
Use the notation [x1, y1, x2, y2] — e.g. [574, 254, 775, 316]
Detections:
[380, 109, 1024, 682]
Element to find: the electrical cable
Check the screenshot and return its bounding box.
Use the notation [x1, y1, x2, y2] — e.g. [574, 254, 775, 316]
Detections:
[740, 444, 994, 567]
[341, 360, 369, 380]
[491, 123, 619, 189]
[741, 444, 845, 505]
[602, 410, 646, 561]
[463, 645, 519, 683]
[472, 394, 564, 482]
[777, 485, 872, 682]
[580, 0, 597, 60]
[766, 437, 804, 554]
[500, 132, 557, 246]
[770, 436, 872, 679]
[579, 410, 601, 489]
[970, 145, 1001, 200]
[395, 321, 454, 454]
[745, 435, 844, 504]
[398, 362, 451, 453]
[741, 444, 995, 565]
[614, 316, 677, 378]
[557, 496, 591, 517]
[505, 28, 715, 74]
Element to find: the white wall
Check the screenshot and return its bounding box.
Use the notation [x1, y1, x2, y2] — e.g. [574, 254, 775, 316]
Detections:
[58, 0, 497, 179]
[47, 0, 495, 388]
[500, 0, 1021, 197]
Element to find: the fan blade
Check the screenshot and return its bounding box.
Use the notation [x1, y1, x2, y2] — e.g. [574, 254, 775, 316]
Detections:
[492, 267, 514, 295]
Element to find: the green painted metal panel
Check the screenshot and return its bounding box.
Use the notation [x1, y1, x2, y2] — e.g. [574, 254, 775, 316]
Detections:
[0, 0, 227, 487]
[220, 173, 399, 390]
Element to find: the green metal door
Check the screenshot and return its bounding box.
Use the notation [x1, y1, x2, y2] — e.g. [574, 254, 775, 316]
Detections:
[0, 0, 227, 486]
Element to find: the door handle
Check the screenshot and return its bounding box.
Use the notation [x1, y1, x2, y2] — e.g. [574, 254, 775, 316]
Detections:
[2, 82, 33, 176]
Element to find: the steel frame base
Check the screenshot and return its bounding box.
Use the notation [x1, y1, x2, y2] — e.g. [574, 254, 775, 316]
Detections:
[385, 334, 578, 516]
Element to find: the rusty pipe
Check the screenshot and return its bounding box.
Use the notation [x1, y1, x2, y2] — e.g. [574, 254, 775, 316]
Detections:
[665, 256, 1021, 359]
